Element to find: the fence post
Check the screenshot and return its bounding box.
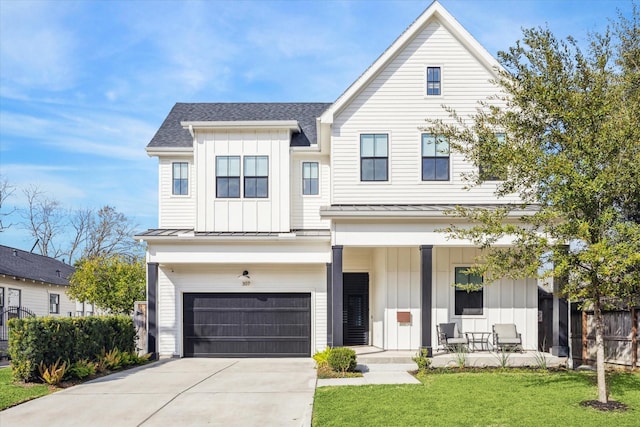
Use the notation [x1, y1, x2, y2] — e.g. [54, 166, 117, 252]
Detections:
[632, 307, 638, 369]
[582, 310, 588, 364]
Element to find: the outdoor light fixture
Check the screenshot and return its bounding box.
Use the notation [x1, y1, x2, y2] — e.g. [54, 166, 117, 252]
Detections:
[238, 270, 251, 286]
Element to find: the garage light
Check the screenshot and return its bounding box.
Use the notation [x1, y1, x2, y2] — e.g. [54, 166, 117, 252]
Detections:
[238, 270, 251, 286]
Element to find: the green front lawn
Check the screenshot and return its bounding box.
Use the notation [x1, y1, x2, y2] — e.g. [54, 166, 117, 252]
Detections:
[0, 367, 52, 410]
[313, 370, 640, 426]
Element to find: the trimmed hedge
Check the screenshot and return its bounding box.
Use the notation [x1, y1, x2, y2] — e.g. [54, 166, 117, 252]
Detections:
[8, 315, 136, 382]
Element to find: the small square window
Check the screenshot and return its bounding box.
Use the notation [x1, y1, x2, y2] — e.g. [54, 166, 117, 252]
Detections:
[302, 162, 319, 195]
[454, 267, 483, 315]
[427, 67, 441, 95]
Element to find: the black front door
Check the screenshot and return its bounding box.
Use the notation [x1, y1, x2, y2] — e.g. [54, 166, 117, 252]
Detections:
[343, 273, 369, 346]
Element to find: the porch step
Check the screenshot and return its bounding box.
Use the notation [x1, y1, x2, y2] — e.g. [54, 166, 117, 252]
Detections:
[356, 355, 415, 365]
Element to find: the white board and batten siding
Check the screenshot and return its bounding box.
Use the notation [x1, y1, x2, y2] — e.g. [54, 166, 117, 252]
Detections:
[194, 130, 290, 233]
[158, 158, 196, 229]
[155, 264, 327, 357]
[290, 154, 331, 230]
[331, 20, 520, 205]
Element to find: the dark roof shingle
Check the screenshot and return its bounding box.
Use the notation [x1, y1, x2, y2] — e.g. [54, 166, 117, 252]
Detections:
[148, 102, 332, 148]
[0, 245, 75, 286]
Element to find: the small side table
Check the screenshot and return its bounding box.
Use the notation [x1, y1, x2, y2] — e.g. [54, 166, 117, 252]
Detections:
[466, 332, 492, 352]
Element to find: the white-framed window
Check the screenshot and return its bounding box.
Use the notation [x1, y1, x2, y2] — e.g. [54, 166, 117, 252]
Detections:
[302, 162, 319, 195]
[426, 66, 441, 95]
[216, 156, 241, 198]
[360, 134, 388, 181]
[244, 156, 269, 198]
[422, 134, 450, 181]
[454, 267, 484, 315]
[49, 293, 60, 314]
[7, 288, 20, 307]
[172, 162, 189, 195]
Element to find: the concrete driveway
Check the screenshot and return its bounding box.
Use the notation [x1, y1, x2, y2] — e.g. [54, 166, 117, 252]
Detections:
[0, 358, 317, 427]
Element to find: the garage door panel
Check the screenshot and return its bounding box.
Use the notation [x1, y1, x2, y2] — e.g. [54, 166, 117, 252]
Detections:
[183, 293, 311, 357]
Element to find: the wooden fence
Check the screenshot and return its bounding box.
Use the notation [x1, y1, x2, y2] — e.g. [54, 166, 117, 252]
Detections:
[570, 307, 639, 368]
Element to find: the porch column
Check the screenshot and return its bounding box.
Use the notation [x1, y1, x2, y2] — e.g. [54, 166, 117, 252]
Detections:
[551, 246, 569, 357]
[147, 262, 158, 359]
[326, 262, 333, 347]
[420, 245, 433, 356]
[331, 246, 344, 347]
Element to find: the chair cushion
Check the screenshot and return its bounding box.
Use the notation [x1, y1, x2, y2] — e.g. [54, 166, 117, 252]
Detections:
[448, 337, 468, 344]
[494, 324, 517, 338]
[497, 338, 521, 344]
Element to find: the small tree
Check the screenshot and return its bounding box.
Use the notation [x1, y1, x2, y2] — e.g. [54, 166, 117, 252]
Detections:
[428, 7, 640, 404]
[68, 255, 145, 314]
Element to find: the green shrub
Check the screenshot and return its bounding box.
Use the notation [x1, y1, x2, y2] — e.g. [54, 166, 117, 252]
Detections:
[313, 347, 332, 368]
[8, 315, 136, 382]
[38, 359, 67, 385]
[327, 347, 357, 373]
[69, 359, 96, 380]
[412, 348, 432, 372]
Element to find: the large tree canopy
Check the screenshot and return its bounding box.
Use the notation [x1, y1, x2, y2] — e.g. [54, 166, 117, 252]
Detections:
[430, 6, 640, 404]
[68, 255, 145, 315]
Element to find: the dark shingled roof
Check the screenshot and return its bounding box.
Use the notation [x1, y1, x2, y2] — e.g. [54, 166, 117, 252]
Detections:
[148, 102, 332, 148]
[0, 245, 75, 286]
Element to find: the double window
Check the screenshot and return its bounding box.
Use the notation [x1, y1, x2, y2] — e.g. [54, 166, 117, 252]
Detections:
[49, 293, 60, 314]
[427, 66, 441, 95]
[422, 134, 450, 181]
[216, 156, 268, 198]
[244, 156, 268, 198]
[302, 162, 319, 195]
[360, 134, 388, 181]
[172, 162, 189, 195]
[454, 267, 484, 316]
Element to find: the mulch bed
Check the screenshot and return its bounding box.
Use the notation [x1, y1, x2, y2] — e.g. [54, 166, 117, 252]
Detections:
[580, 400, 629, 412]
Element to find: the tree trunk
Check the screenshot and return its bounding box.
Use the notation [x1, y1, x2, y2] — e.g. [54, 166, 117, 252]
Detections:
[593, 298, 608, 403]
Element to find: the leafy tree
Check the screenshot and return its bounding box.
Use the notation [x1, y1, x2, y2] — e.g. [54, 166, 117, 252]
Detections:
[68, 255, 145, 315]
[429, 7, 640, 404]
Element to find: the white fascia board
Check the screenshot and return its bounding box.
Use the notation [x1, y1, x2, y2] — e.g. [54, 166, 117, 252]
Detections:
[138, 234, 331, 243]
[180, 120, 300, 132]
[145, 147, 193, 157]
[319, 1, 503, 124]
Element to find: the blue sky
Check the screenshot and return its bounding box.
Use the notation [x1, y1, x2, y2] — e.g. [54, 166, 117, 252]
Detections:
[0, 0, 633, 252]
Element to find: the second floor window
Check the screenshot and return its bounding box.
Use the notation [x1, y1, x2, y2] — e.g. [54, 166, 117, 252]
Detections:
[427, 66, 441, 95]
[172, 162, 189, 195]
[479, 133, 507, 181]
[50, 293, 60, 314]
[360, 134, 388, 181]
[244, 156, 268, 198]
[216, 156, 241, 198]
[302, 162, 319, 195]
[422, 134, 449, 181]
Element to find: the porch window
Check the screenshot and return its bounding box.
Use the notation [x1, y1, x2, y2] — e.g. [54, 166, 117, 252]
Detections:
[49, 293, 60, 314]
[360, 134, 388, 181]
[244, 156, 269, 198]
[454, 267, 483, 315]
[216, 156, 241, 198]
[172, 162, 189, 195]
[422, 134, 449, 181]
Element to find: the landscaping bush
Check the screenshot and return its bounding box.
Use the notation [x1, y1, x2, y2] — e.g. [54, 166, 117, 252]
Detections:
[313, 347, 332, 368]
[327, 347, 357, 373]
[412, 348, 432, 372]
[8, 315, 136, 382]
[68, 359, 97, 380]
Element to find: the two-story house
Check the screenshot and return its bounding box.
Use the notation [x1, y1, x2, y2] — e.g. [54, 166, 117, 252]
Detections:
[138, 1, 567, 359]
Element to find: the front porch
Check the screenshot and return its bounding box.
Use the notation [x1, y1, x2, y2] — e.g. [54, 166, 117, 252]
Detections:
[351, 346, 568, 369]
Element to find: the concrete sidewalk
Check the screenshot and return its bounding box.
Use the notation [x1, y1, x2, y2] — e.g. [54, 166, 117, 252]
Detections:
[0, 358, 316, 427]
[316, 363, 420, 387]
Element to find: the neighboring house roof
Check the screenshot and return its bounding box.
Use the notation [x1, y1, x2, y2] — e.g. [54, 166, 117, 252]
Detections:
[148, 102, 332, 148]
[0, 245, 75, 286]
[320, 0, 503, 123]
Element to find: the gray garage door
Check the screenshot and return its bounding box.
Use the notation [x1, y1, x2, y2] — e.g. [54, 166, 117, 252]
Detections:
[183, 293, 311, 357]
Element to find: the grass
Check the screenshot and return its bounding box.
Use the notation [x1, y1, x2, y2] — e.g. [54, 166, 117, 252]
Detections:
[313, 370, 640, 426]
[0, 367, 52, 410]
